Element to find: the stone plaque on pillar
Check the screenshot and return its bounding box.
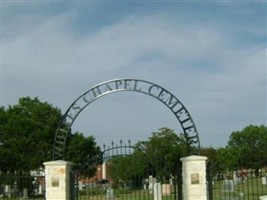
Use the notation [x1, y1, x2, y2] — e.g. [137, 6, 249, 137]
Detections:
[191, 173, 200, 184]
[51, 176, 59, 187]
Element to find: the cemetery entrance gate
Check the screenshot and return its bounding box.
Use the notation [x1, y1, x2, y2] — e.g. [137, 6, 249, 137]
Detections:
[52, 78, 201, 200]
[71, 140, 182, 200]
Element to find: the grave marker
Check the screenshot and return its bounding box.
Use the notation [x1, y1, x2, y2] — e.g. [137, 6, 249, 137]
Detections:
[223, 180, 234, 192]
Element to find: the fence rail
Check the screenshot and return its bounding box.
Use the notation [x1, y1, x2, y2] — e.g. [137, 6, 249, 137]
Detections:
[0, 175, 45, 199]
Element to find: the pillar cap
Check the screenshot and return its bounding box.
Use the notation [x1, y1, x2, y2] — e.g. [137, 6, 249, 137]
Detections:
[180, 155, 207, 162]
[43, 160, 74, 166]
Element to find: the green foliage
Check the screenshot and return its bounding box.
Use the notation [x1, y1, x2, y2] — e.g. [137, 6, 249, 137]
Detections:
[0, 96, 101, 176]
[200, 147, 218, 172]
[227, 125, 267, 171]
[215, 147, 237, 171]
[201, 146, 237, 174]
[0, 107, 6, 145]
[200, 125, 267, 173]
[108, 156, 134, 182]
[0, 97, 62, 173]
[65, 132, 101, 177]
[107, 151, 149, 189]
[144, 127, 187, 180]
[80, 187, 105, 196]
[107, 127, 188, 185]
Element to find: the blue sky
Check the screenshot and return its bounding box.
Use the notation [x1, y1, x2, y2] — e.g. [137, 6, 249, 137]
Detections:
[1, 1, 266, 148]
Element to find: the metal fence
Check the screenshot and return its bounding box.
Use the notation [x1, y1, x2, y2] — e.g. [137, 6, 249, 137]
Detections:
[0, 175, 45, 199]
[208, 168, 267, 200]
[72, 176, 180, 200]
[71, 141, 183, 200]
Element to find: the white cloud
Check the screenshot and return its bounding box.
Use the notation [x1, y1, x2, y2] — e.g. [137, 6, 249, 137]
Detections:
[2, 6, 266, 147]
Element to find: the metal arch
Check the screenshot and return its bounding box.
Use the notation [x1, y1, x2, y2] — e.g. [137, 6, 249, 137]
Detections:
[53, 78, 200, 160]
[79, 140, 136, 171]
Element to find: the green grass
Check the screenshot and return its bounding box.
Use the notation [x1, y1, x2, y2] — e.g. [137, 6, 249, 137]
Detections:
[212, 177, 267, 200]
[76, 178, 267, 200]
[77, 188, 176, 200]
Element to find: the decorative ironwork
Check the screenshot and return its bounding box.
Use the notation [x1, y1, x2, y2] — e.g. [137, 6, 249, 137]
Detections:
[74, 140, 183, 200]
[53, 78, 200, 160]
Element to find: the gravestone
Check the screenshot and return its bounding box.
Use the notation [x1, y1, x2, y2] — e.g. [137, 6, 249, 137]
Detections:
[143, 178, 148, 190]
[148, 175, 154, 194]
[78, 181, 83, 191]
[153, 182, 162, 200]
[223, 180, 234, 192]
[4, 185, 11, 197]
[162, 184, 171, 195]
[262, 176, 267, 185]
[23, 188, 28, 198]
[259, 195, 267, 200]
[38, 184, 42, 194]
[106, 188, 114, 198]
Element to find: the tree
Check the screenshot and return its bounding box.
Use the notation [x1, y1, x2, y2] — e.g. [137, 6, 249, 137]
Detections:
[227, 125, 267, 172]
[107, 147, 149, 188]
[200, 146, 237, 174]
[106, 128, 188, 186]
[0, 107, 6, 144]
[0, 97, 101, 175]
[200, 147, 218, 172]
[141, 127, 188, 182]
[0, 97, 62, 173]
[215, 147, 238, 172]
[65, 132, 101, 177]
[200, 147, 216, 162]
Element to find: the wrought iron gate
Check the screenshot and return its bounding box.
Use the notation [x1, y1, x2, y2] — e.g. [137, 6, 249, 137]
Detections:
[71, 140, 182, 200]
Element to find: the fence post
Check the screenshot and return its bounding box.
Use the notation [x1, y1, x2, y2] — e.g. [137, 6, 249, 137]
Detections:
[44, 160, 73, 200]
[207, 162, 213, 200]
[180, 155, 208, 200]
[177, 162, 183, 200]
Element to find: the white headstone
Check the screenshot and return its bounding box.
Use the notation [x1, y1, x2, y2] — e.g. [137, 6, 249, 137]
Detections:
[153, 182, 162, 200]
[259, 195, 267, 200]
[79, 181, 83, 191]
[106, 188, 114, 198]
[223, 180, 234, 192]
[169, 178, 173, 185]
[144, 179, 148, 190]
[38, 184, 42, 194]
[262, 176, 267, 185]
[23, 188, 28, 198]
[5, 185, 11, 197]
[148, 175, 153, 194]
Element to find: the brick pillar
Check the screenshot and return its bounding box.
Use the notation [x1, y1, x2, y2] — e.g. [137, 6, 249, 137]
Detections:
[44, 160, 73, 200]
[180, 155, 207, 200]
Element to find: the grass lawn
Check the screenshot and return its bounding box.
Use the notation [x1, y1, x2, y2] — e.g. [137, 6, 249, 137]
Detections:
[77, 188, 177, 200]
[212, 177, 267, 200]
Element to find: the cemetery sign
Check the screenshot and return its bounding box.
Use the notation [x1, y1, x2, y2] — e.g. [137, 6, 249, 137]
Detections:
[53, 78, 200, 160]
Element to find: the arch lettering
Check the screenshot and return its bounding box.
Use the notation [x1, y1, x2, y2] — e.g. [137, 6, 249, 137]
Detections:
[53, 79, 200, 160]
